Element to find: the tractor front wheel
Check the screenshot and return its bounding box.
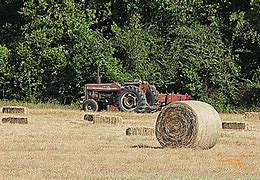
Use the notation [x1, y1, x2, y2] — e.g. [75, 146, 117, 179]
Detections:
[83, 99, 98, 112]
[118, 86, 147, 112]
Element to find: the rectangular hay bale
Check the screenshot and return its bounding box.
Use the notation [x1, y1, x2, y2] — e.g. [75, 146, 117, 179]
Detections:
[83, 114, 122, 125]
[2, 117, 28, 124]
[83, 114, 97, 122]
[244, 112, 260, 119]
[222, 121, 246, 130]
[93, 115, 122, 125]
[2, 106, 27, 114]
[126, 127, 155, 136]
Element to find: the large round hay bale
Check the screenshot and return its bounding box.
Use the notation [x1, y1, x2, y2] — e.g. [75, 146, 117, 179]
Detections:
[155, 101, 221, 149]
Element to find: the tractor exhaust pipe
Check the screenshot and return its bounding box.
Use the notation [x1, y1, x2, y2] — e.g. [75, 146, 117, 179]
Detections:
[96, 67, 101, 84]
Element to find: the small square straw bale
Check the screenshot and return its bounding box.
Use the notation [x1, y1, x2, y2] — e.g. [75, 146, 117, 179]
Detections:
[126, 127, 155, 136]
[2, 106, 28, 114]
[222, 121, 246, 130]
[2, 117, 28, 124]
[84, 114, 122, 125]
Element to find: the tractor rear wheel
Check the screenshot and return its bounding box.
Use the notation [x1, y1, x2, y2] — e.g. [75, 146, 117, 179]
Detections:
[83, 99, 98, 112]
[118, 86, 147, 112]
[146, 85, 160, 106]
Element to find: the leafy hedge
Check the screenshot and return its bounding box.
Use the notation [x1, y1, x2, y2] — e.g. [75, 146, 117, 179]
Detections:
[0, 0, 259, 111]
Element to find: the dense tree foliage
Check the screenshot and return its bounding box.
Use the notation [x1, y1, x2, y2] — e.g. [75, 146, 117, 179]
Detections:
[0, 0, 259, 111]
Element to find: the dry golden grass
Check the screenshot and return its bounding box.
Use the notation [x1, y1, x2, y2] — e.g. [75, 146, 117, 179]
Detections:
[0, 107, 259, 179]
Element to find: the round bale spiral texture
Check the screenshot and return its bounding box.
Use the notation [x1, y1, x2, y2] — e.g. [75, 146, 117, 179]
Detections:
[155, 101, 221, 149]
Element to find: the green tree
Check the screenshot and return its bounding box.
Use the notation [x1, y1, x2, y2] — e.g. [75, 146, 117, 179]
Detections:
[111, 20, 160, 81]
[17, 0, 125, 102]
[0, 0, 24, 47]
[0, 0, 258, 110]
[158, 24, 240, 111]
[0, 45, 11, 99]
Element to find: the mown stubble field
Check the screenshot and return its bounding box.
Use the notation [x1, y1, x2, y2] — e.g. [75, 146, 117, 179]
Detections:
[0, 107, 259, 179]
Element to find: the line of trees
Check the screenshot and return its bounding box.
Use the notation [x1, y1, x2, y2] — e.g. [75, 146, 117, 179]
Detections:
[0, 0, 259, 111]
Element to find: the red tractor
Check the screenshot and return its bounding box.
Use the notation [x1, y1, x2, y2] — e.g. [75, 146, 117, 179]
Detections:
[80, 78, 191, 112]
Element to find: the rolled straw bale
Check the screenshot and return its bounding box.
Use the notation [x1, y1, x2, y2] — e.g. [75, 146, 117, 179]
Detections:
[155, 101, 221, 149]
[222, 122, 246, 130]
[2, 117, 28, 124]
[2, 106, 27, 114]
[126, 127, 155, 136]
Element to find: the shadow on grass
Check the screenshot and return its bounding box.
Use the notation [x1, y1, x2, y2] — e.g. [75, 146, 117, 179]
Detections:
[130, 144, 163, 149]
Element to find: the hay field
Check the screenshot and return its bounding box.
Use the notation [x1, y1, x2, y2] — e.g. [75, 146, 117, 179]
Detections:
[0, 106, 260, 179]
